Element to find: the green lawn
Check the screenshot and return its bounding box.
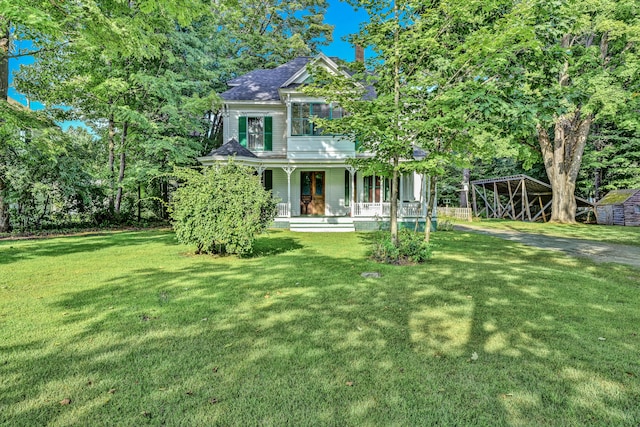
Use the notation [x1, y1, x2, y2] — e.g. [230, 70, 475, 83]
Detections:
[459, 219, 640, 247]
[1, 229, 639, 426]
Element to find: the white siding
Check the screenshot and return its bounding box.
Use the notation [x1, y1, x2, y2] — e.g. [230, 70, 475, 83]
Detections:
[324, 169, 350, 216]
[226, 104, 287, 157]
[270, 169, 288, 202]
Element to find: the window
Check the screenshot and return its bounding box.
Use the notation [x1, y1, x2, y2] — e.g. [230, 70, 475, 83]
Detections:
[635, 204, 640, 214]
[290, 103, 345, 136]
[239, 116, 272, 151]
[363, 176, 392, 203]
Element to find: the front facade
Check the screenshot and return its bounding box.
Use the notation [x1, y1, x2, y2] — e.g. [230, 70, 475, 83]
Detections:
[198, 54, 427, 231]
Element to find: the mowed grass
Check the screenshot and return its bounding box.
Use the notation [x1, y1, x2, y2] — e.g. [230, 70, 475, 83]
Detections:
[1, 229, 639, 426]
[463, 219, 640, 247]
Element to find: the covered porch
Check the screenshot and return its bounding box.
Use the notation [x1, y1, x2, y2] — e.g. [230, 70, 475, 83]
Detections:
[198, 145, 428, 231]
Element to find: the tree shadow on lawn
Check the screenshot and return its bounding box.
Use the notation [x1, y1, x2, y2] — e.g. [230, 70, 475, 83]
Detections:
[2, 231, 639, 425]
[245, 231, 304, 257]
[0, 230, 177, 266]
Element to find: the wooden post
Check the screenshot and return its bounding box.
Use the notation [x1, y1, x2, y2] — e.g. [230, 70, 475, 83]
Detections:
[507, 180, 516, 220]
[538, 197, 548, 222]
[472, 183, 478, 218]
[494, 182, 500, 218]
[522, 178, 532, 221]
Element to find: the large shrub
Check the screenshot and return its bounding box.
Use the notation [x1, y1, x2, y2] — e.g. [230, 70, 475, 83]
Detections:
[169, 163, 277, 255]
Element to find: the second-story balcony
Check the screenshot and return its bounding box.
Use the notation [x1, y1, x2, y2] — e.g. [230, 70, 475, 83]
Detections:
[287, 136, 356, 160]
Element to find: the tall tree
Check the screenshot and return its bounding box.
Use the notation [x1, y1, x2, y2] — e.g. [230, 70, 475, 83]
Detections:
[305, 0, 419, 246]
[579, 125, 640, 200]
[1, 0, 205, 230]
[474, 0, 640, 222]
[13, 0, 332, 222]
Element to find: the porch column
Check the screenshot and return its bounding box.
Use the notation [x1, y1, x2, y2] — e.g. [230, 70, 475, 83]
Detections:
[374, 173, 382, 217]
[283, 166, 296, 218]
[347, 166, 357, 218]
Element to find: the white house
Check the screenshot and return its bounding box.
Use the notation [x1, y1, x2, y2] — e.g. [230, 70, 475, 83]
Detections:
[197, 53, 427, 231]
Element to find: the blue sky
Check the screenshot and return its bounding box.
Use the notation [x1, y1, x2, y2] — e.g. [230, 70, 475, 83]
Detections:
[7, 0, 369, 115]
[322, 1, 369, 61]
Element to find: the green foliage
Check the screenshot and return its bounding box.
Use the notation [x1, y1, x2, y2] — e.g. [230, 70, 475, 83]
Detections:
[5, 0, 332, 230]
[169, 163, 276, 255]
[370, 229, 433, 264]
[436, 220, 454, 232]
[578, 125, 640, 199]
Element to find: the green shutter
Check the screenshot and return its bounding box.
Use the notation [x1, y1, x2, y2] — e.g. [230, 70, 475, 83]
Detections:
[238, 116, 247, 147]
[264, 116, 272, 151]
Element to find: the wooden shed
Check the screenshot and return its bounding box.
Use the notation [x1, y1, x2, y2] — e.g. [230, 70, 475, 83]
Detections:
[596, 189, 640, 226]
[471, 174, 594, 222]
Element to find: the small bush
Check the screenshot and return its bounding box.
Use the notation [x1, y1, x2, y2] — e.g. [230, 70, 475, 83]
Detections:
[371, 229, 433, 264]
[169, 162, 277, 255]
[437, 220, 454, 231]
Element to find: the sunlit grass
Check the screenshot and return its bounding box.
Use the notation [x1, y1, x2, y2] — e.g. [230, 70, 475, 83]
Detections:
[1, 229, 639, 426]
[460, 218, 640, 247]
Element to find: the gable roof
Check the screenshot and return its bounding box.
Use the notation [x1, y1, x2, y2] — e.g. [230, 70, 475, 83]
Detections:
[597, 189, 640, 205]
[207, 138, 258, 158]
[220, 55, 343, 102]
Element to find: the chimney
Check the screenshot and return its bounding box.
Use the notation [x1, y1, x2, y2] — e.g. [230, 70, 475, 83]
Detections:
[355, 45, 364, 63]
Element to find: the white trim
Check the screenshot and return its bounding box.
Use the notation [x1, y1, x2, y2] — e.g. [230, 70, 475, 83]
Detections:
[281, 53, 346, 88]
[224, 100, 284, 106]
[238, 111, 271, 117]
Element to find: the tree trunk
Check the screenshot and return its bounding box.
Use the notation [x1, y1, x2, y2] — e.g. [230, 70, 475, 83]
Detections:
[537, 110, 593, 223]
[460, 168, 470, 208]
[423, 175, 438, 242]
[0, 176, 9, 232]
[390, 160, 399, 245]
[0, 18, 9, 101]
[1, 19, 11, 232]
[390, 0, 400, 247]
[114, 121, 128, 213]
[593, 168, 601, 201]
[107, 113, 116, 212]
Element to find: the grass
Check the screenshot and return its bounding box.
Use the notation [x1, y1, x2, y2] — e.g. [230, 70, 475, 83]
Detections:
[1, 228, 639, 426]
[458, 218, 640, 247]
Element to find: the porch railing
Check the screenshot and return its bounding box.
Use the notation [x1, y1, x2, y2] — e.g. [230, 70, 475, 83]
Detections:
[276, 203, 289, 218]
[353, 202, 423, 218]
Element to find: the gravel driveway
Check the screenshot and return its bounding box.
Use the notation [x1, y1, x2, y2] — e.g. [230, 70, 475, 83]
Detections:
[454, 224, 640, 270]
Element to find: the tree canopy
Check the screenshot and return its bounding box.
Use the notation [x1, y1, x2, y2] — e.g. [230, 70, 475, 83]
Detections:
[1, 0, 332, 232]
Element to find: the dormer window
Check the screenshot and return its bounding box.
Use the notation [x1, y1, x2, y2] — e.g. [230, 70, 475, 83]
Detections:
[291, 102, 344, 136]
[239, 116, 272, 151]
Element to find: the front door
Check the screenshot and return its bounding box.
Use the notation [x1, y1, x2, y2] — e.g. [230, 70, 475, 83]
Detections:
[300, 171, 325, 215]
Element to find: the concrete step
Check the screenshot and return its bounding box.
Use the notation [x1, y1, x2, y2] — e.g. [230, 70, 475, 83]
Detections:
[289, 216, 355, 232]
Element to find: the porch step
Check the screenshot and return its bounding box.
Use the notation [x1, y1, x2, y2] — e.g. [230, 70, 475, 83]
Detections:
[289, 216, 355, 232]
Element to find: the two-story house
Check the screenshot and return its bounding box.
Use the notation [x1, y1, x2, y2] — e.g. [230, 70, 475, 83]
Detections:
[197, 53, 427, 231]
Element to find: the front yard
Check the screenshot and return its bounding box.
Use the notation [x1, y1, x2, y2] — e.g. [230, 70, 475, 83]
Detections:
[1, 229, 639, 426]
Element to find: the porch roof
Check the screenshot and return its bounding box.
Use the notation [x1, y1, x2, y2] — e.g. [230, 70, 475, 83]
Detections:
[197, 155, 359, 169]
[206, 138, 258, 158]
